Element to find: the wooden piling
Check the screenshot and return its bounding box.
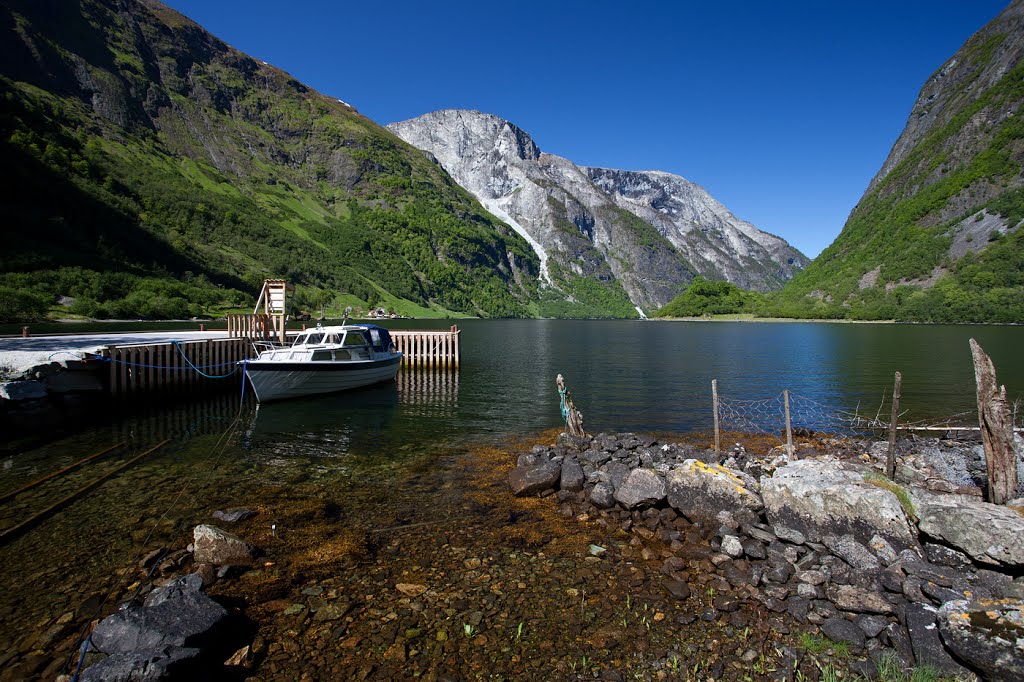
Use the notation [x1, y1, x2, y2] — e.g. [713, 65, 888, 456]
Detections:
[712, 379, 720, 458]
[887, 371, 902, 480]
[784, 389, 794, 459]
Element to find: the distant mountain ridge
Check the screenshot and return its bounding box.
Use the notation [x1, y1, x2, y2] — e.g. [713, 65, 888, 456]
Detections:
[388, 110, 808, 313]
[776, 0, 1024, 322]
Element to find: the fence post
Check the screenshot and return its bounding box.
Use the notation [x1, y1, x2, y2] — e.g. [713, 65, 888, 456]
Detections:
[784, 389, 795, 460]
[887, 371, 902, 480]
[712, 379, 720, 458]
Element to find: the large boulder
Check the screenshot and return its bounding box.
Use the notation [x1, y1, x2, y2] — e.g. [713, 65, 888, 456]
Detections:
[917, 494, 1024, 569]
[666, 460, 762, 524]
[760, 459, 917, 549]
[0, 380, 47, 401]
[614, 469, 666, 509]
[90, 575, 227, 654]
[937, 597, 1024, 681]
[192, 525, 257, 565]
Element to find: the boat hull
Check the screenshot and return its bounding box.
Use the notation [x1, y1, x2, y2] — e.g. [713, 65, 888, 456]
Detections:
[243, 356, 401, 402]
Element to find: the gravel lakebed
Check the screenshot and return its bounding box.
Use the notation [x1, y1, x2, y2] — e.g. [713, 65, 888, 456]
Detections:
[11, 428, 889, 682]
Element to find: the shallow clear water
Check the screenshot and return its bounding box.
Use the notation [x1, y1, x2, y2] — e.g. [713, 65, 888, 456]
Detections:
[0, 319, 1022, 676]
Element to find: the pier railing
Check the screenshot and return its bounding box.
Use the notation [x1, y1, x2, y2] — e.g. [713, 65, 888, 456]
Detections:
[391, 327, 460, 368]
[226, 314, 276, 340]
[101, 325, 461, 395]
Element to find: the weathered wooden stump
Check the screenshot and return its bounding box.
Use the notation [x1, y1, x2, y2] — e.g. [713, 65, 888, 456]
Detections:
[970, 338, 1018, 504]
[556, 374, 585, 438]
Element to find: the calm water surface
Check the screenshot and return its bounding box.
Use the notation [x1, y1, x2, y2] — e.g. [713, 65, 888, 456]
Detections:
[1, 319, 1022, 673]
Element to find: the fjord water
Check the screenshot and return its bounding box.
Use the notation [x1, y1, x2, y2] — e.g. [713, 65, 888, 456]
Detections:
[383, 319, 1024, 438]
[1, 320, 1022, 677]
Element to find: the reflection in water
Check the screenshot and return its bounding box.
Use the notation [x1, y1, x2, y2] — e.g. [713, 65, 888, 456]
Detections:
[395, 367, 459, 418]
[107, 391, 252, 445]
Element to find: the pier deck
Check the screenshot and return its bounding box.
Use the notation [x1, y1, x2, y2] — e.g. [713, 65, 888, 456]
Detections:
[1, 326, 460, 397]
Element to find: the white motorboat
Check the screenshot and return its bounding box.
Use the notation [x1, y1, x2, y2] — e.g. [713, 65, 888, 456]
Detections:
[242, 324, 402, 402]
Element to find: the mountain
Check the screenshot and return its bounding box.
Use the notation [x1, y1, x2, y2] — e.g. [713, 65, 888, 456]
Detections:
[584, 168, 806, 291]
[775, 0, 1024, 323]
[387, 110, 808, 315]
[0, 0, 542, 321]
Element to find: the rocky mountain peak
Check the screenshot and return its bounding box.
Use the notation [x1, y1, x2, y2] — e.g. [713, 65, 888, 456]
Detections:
[391, 108, 807, 310]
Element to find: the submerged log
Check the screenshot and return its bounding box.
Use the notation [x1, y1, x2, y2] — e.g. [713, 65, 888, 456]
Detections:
[969, 338, 1018, 505]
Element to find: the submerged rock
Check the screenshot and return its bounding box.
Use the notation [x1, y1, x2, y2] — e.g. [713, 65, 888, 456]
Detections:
[85, 574, 227, 680]
[90, 575, 227, 654]
[80, 646, 202, 681]
[212, 508, 257, 524]
[192, 525, 256, 565]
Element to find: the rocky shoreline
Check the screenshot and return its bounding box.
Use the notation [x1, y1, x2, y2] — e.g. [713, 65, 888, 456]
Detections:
[509, 431, 1024, 680]
[26, 430, 1024, 681]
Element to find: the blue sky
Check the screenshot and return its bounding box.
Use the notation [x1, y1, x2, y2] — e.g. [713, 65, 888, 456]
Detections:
[162, 0, 1009, 258]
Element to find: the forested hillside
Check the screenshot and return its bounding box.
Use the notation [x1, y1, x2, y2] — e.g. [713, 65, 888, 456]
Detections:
[0, 0, 543, 322]
[772, 0, 1024, 323]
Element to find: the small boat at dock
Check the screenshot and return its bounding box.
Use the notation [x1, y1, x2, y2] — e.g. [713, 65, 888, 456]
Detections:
[241, 324, 402, 402]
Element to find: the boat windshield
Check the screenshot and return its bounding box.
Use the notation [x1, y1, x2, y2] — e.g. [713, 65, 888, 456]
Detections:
[343, 331, 369, 347]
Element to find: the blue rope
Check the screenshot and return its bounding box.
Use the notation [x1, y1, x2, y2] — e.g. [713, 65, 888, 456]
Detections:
[69, 635, 90, 682]
[84, 346, 239, 376]
[559, 386, 569, 424]
[86, 354, 239, 371]
[171, 341, 239, 379]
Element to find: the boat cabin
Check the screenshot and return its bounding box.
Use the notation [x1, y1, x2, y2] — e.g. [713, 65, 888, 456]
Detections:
[258, 325, 395, 362]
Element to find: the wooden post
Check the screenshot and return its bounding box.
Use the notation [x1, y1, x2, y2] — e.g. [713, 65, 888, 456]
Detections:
[970, 339, 1018, 504]
[119, 347, 127, 395]
[454, 326, 460, 368]
[784, 389, 794, 459]
[103, 348, 114, 393]
[556, 374, 585, 438]
[712, 379, 720, 458]
[887, 371, 902, 480]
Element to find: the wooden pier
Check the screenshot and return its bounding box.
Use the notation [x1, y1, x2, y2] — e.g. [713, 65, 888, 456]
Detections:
[391, 326, 461, 368]
[99, 323, 461, 395]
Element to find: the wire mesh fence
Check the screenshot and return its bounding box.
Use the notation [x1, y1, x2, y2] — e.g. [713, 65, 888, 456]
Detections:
[716, 386, 1018, 439]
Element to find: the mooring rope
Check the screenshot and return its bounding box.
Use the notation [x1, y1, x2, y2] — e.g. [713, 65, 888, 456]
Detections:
[171, 340, 240, 379]
[84, 343, 241, 379]
[87, 353, 239, 372]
